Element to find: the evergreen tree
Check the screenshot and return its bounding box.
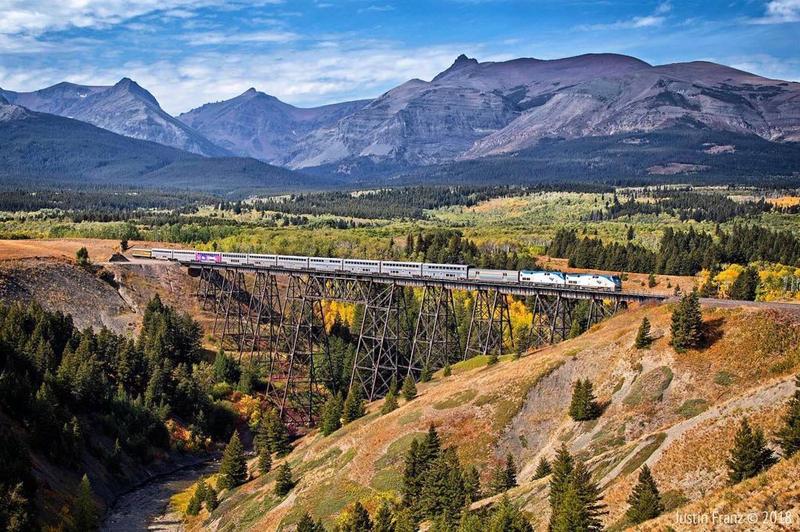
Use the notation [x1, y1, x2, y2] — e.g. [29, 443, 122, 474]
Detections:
[420, 363, 432, 383]
[533, 457, 552, 480]
[75, 247, 90, 267]
[393, 508, 416, 532]
[402, 375, 417, 401]
[487, 352, 499, 366]
[204, 485, 218, 512]
[217, 430, 247, 490]
[274, 462, 294, 496]
[343, 386, 366, 424]
[73, 475, 98, 531]
[727, 418, 777, 484]
[419, 447, 466, 524]
[647, 273, 657, 288]
[625, 465, 663, 525]
[776, 374, 800, 458]
[490, 454, 517, 494]
[381, 387, 399, 415]
[342, 501, 373, 531]
[548, 444, 574, 522]
[671, 290, 703, 352]
[297, 512, 324, 532]
[569, 379, 599, 421]
[458, 511, 486, 532]
[443, 363, 452, 377]
[729, 266, 759, 301]
[401, 439, 423, 508]
[463, 465, 481, 503]
[264, 409, 292, 456]
[258, 447, 272, 474]
[320, 393, 343, 435]
[487, 495, 533, 532]
[213, 348, 240, 384]
[373, 502, 395, 532]
[194, 479, 208, 503]
[549, 444, 605, 531]
[186, 492, 201, 516]
[634, 317, 653, 349]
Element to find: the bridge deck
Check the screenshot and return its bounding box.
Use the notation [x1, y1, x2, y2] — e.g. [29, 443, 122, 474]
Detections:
[180, 260, 664, 303]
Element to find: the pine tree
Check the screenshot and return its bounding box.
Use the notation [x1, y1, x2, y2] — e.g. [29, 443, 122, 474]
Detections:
[569, 379, 599, 421]
[647, 273, 657, 288]
[634, 317, 652, 349]
[320, 393, 343, 435]
[729, 266, 759, 301]
[393, 508, 416, 532]
[490, 454, 517, 494]
[373, 502, 395, 532]
[776, 374, 800, 457]
[463, 465, 481, 503]
[341, 501, 373, 531]
[217, 430, 247, 490]
[401, 439, 423, 508]
[195, 479, 208, 503]
[671, 290, 703, 352]
[420, 362, 432, 382]
[343, 386, 366, 424]
[75, 247, 90, 267]
[487, 495, 533, 532]
[274, 462, 294, 496]
[625, 465, 663, 525]
[204, 485, 218, 511]
[548, 444, 574, 524]
[265, 409, 292, 456]
[727, 418, 777, 484]
[402, 375, 417, 401]
[487, 352, 499, 365]
[73, 474, 98, 531]
[419, 447, 466, 524]
[533, 457, 552, 480]
[297, 512, 324, 532]
[186, 491, 201, 516]
[258, 446, 272, 474]
[443, 363, 452, 377]
[381, 386, 399, 415]
[549, 445, 605, 531]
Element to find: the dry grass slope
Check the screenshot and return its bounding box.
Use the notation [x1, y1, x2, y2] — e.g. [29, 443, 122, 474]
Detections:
[192, 301, 800, 530]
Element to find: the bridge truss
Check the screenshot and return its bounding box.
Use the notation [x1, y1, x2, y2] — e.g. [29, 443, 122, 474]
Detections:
[189, 263, 658, 428]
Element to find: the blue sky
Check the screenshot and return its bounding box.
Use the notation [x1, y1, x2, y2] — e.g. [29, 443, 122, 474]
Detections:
[1, 0, 798, 114]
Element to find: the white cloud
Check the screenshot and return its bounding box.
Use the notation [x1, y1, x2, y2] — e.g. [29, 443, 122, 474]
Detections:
[575, 1, 675, 31]
[0, 0, 283, 36]
[751, 0, 800, 23]
[578, 15, 666, 31]
[185, 30, 299, 45]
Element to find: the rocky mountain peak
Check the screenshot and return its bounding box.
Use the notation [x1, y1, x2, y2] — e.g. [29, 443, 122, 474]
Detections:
[433, 54, 480, 81]
[112, 77, 160, 108]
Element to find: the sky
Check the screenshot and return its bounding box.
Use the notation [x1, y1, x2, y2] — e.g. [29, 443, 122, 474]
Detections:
[0, 0, 798, 114]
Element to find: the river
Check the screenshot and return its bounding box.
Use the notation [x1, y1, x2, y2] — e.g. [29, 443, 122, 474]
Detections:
[101, 460, 219, 532]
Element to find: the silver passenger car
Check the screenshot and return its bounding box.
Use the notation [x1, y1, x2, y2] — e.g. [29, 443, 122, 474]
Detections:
[343, 259, 381, 274]
[309, 256, 344, 272]
[277, 255, 310, 269]
[468, 268, 518, 283]
[422, 263, 469, 280]
[380, 261, 423, 277]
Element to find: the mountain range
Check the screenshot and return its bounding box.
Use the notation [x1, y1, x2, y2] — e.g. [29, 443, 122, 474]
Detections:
[2, 52, 799, 189]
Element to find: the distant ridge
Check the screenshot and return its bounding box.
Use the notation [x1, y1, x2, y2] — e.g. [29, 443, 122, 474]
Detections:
[0, 79, 229, 157]
[0, 99, 323, 193]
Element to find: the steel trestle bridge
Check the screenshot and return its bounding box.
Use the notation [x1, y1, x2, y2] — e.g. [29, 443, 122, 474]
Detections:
[179, 259, 663, 428]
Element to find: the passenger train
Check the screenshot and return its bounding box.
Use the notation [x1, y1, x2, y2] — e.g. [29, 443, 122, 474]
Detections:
[140, 248, 622, 291]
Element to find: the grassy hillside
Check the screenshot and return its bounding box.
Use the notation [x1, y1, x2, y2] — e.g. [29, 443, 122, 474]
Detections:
[180, 301, 800, 530]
